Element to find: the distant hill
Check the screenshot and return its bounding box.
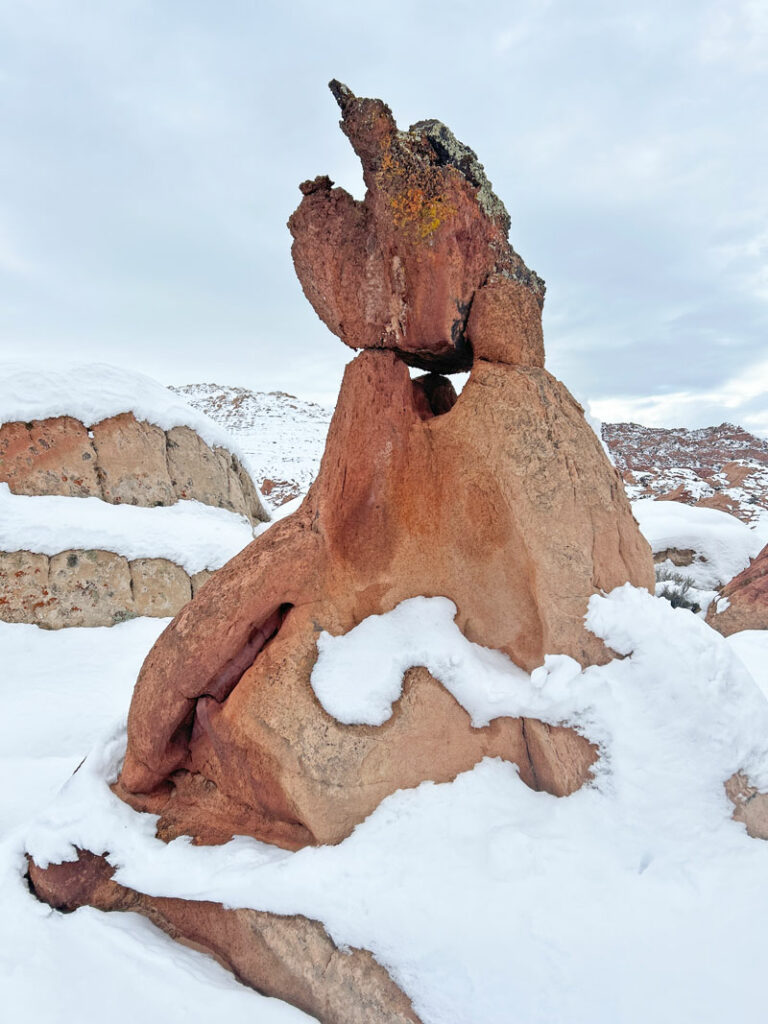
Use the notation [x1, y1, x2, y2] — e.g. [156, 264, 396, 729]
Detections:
[602, 421, 768, 525]
[170, 383, 332, 507]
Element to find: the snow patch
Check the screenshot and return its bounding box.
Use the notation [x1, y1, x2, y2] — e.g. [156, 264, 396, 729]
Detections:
[0, 362, 249, 460]
[17, 586, 768, 1024]
[0, 484, 260, 574]
[633, 497, 763, 588]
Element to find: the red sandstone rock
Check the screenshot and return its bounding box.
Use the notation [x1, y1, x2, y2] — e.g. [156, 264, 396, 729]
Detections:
[289, 82, 544, 372]
[32, 83, 658, 1020]
[706, 543, 768, 636]
[27, 851, 420, 1024]
[0, 417, 100, 497]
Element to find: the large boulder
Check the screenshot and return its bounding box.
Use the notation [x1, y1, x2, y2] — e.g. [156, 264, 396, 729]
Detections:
[31, 84, 656, 1019]
[0, 409, 268, 523]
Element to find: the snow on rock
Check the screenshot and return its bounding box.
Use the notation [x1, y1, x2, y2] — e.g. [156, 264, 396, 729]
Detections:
[0, 622, 311, 1024]
[0, 362, 248, 460]
[19, 585, 768, 1024]
[0, 483, 259, 574]
[312, 596, 548, 726]
[632, 497, 763, 589]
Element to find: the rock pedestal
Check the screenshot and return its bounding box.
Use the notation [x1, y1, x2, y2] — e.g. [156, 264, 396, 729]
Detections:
[30, 83, 656, 1021]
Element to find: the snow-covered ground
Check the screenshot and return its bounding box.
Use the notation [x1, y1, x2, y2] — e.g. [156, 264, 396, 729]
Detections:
[3, 370, 768, 1023]
[4, 585, 768, 1024]
[0, 618, 311, 1024]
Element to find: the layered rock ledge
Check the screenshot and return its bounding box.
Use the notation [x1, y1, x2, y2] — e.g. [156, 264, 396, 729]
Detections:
[0, 412, 268, 525]
[0, 549, 213, 627]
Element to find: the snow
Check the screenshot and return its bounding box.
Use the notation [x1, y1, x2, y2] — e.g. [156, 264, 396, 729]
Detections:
[633, 497, 764, 588]
[0, 618, 312, 1024]
[727, 630, 768, 699]
[312, 596, 536, 726]
[0, 362, 251, 460]
[171, 383, 332, 505]
[13, 586, 768, 1024]
[0, 483, 260, 573]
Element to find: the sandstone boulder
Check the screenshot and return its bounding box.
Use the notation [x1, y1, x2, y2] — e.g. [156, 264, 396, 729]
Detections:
[1, 411, 269, 523]
[706, 543, 768, 636]
[0, 417, 100, 498]
[114, 84, 653, 849]
[0, 550, 208, 628]
[91, 413, 175, 506]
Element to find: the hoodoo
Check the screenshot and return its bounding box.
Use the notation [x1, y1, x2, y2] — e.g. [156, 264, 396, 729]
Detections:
[29, 84, 655, 1022]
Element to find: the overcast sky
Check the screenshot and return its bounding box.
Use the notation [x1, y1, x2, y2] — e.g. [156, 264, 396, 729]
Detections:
[1, 0, 766, 432]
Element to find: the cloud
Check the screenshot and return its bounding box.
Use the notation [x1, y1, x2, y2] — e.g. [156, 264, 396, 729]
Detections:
[0, 0, 766, 422]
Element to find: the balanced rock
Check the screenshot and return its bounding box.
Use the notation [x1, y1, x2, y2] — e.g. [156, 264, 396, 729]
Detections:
[31, 84, 655, 1020]
[706, 543, 768, 636]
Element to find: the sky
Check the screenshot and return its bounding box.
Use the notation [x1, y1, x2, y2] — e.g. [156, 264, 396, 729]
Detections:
[0, 0, 766, 432]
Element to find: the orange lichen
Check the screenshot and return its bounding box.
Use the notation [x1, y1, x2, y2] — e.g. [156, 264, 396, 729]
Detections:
[389, 186, 455, 239]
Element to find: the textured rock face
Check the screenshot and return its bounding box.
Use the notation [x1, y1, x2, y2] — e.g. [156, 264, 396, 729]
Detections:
[289, 81, 544, 372]
[32, 84, 657, 1020]
[706, 544, 768, 636]
[0, 412, 269, 524]
[0, 549, 202, 627]
[0, 417, 100, 498]
[28, 851, 420, 1024]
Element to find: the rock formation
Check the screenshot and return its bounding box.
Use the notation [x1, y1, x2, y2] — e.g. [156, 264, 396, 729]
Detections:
[0, 550, 213, 628]
[30, 83, 656, 1020]
[0, 411, 267, 522]
[0, 408, 267, 627]
[706, 543, 768, 636]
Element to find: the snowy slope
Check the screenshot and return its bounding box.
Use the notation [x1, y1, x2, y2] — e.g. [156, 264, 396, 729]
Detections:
[14, 586, 768, 1024]
[170, 383, 332, 506]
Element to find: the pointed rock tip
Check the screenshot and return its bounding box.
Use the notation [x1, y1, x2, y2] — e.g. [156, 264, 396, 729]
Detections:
[329, 79, 355, 112]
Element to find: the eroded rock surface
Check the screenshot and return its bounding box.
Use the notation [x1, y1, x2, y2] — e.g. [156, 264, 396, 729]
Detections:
[0, 412, 269, 524]
[32, 83, 658, 1021]
[706, 544, 768, 636]
[0, 549, 204, 626]
[113, 83, 654, 849]
[28, 851, 420, 1024]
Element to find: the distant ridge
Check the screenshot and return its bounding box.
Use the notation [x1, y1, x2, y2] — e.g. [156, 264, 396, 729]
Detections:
[602, 421, 768, 524]
[172, 386, 768, 524]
